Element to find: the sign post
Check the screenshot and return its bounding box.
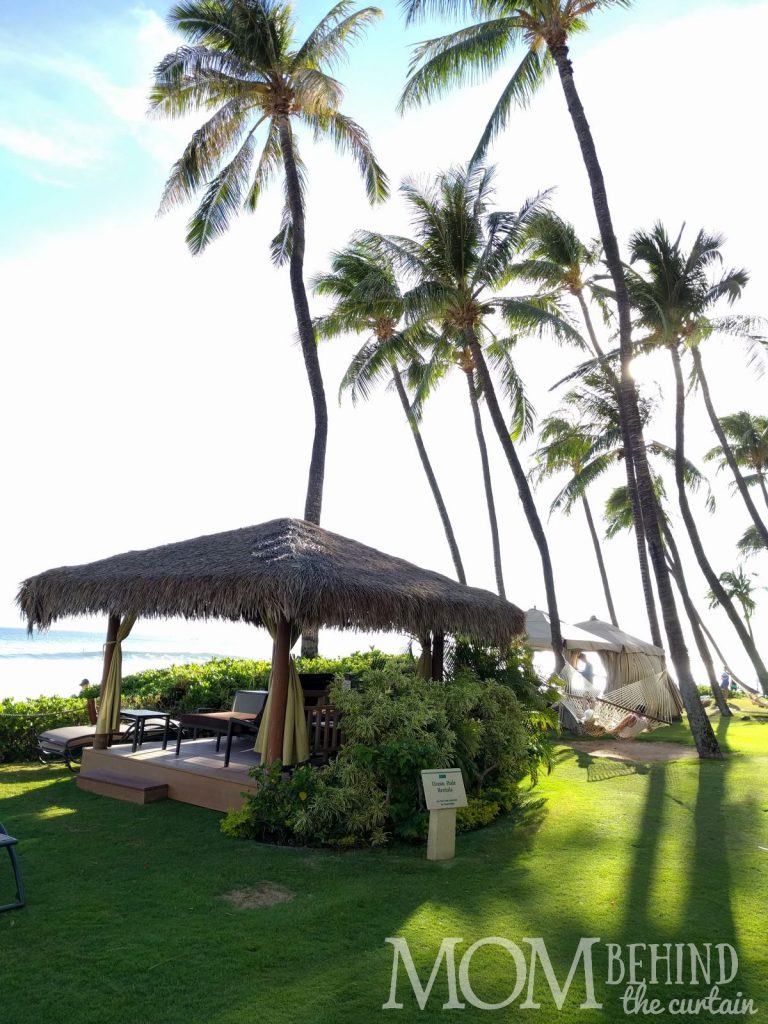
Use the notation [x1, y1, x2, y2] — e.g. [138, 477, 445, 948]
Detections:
[421, 768, 467, 862]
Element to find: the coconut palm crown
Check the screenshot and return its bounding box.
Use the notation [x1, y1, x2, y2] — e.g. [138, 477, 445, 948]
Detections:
[151, 0, 389, 255]
[399, 0, 632, 163]
[360, 163, 580, 665]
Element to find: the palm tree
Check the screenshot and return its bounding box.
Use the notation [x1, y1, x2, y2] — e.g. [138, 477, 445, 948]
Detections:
[399, 0, 718, 756]
[515, 210, 662, 644]
[705, 412, 768, 515]
[604, 482, 731, 716]
[312, 240, 467, 583]
[151, 0, 388, 531]
[363, 165, 575, 667]
[628, 223, 768, 695]
[530, 413, 618, 626]
[738, 525, 768, 561]
[707, 569, 759, 643]
[408, 331, 535, 598]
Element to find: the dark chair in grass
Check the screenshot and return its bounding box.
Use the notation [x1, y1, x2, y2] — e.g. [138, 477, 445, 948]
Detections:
[174, 689, 268, 767]
[0, 823, 25, 913]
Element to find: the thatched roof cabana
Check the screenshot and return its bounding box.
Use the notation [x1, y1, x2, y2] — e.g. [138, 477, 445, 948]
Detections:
[19, 518, 526, 762]
[18, 517, 524, 643]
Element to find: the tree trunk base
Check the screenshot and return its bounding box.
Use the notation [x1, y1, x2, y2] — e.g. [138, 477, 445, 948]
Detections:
[300, 631, 319, 659]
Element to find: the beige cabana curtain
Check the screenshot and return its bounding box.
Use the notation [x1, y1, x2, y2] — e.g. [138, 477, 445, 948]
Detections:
[254, 619, 310, 765]
[95, 612, 138, 735]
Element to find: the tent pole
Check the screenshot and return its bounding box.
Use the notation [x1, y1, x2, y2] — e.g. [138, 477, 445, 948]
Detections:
[93, 614, 120, 751]
[266, 617, 292, 764]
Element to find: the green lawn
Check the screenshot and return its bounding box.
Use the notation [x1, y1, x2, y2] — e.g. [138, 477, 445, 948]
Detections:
[635, 702, 768, 754]
[1, 717, 767, 1024]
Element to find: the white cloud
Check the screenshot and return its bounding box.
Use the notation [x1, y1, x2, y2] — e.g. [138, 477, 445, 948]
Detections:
[0, 9, 187, 170]
[0, 122, 99, 168]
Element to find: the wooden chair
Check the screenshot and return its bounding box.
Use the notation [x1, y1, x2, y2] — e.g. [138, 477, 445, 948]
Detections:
[305, 703, 344, 765]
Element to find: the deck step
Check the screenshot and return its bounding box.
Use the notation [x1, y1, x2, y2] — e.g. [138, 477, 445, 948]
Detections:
[77, 770, 169, 804]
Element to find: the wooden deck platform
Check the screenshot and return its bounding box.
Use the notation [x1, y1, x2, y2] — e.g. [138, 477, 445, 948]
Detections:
[78, 737, 261, 813]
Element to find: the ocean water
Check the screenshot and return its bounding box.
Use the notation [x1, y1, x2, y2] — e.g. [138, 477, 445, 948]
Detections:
[0, 626, 241, 701]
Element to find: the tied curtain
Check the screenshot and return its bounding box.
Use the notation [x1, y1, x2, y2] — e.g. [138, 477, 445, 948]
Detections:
[255, 619, 310, 765]
[95, 612, 138, 735]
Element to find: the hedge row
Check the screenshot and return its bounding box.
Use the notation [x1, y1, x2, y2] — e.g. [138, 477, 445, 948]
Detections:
[0, 651, 413, 762]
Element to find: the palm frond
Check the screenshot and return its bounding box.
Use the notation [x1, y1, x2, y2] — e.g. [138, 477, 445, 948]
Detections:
[471, 47, 550, 164]
[339, 337, 396, 404]
[158, 101, 256, 213]
[293, 3, 383, 70]
[185, 128, 258, 253]
[305, 111, 389, 203]
[399, 18, 518, 112]
[243, 121, 281, 211]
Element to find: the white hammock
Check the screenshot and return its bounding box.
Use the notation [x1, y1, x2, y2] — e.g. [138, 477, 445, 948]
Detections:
[556, 663, 675, 738]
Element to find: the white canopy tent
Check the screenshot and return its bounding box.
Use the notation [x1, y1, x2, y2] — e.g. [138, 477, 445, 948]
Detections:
[525, 608, 619, 655]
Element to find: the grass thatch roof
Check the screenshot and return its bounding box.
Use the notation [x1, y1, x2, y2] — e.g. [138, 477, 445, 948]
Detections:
[17, 518, 524, 644]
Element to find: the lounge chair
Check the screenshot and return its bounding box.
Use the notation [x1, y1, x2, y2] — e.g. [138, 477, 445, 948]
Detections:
[174, 689, 268, 767]
[0, 823, 25, 913]
[37, 699, 177, 772]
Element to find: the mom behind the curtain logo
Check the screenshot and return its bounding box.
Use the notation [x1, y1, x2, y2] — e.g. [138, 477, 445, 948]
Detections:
[383, 937, 757, 1015]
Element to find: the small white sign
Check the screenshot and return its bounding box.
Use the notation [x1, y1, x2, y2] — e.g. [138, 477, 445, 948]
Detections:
[421, 768, 468, 810]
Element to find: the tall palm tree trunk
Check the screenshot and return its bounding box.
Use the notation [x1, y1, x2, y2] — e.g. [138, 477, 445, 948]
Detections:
[662, 522, 731, 716]
[279, 120, 328, 527]
[390, 363, 467, 584]
[550, 43, 718, 755]
[759, 476, 768, 511]
[690, 347, 768, 549]
[670, 346, 768, 695]
[580, 495, 618, 626]
[280, 120, 328, 659]
[466, 334, 565, 669]
[465, 368, 505, 597]
[576, 291, 661, 643]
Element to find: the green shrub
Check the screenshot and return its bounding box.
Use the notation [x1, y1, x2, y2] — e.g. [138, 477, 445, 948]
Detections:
[457, 798, 501, 832]
[223, 645, 555, 848]
[2, 651, 413, 764]
[120, 650, 412, 715]
[0, 696, 90, 762]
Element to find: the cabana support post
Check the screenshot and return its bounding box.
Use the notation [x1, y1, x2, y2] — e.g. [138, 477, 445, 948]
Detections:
[267, 618, 292, 763]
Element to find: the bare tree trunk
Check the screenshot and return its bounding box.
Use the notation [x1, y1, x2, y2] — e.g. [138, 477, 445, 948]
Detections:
[580, 495, 618, 626]
[691, 347, 768, 548]
[465, 368, 505, 597]
[759, 475, 768, 511]
[550, 42, 719, 756]
[279, 120, 327, 659]
[670, 345, 768, 695]
[576, 291, 660, 642]
[279, 120, 328, 525]
[391, 363, 467, 585]
[466, 333, 565, 670]
[662, 522, 731, 716]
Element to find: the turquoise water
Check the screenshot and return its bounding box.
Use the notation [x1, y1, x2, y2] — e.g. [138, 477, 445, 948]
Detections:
[0, 626, 235, 701]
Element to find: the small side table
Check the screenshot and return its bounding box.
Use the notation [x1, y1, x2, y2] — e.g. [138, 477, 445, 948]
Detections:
[120, 710, 172, 753]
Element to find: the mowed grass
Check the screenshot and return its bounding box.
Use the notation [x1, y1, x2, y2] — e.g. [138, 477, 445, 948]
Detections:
[1, 718, 767, 1024]
[636, 703, 768, 753]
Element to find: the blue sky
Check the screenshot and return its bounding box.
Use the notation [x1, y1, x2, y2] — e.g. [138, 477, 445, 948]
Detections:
[1, 0, 766, 682]
[0, 0, 752, 255]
